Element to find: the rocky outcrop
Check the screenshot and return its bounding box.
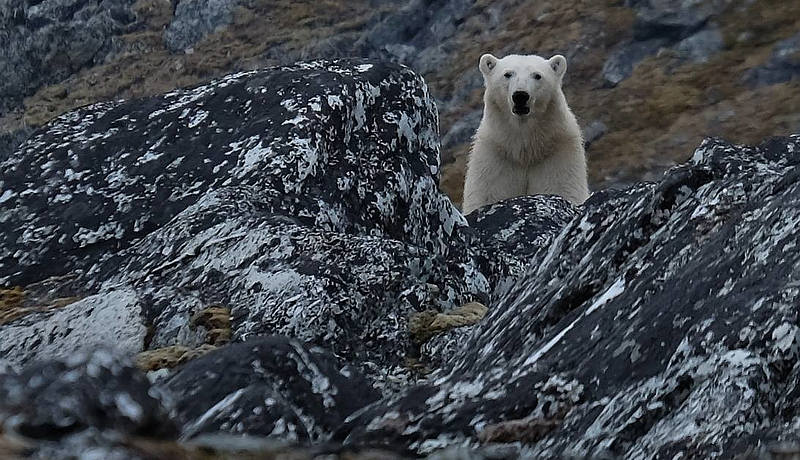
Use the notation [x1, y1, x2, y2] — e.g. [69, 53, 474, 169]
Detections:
[0, 60, 466, 286]
[2, 59, 800, 458]
[603, 0, 732, 86]
[340, 134, 800, 457]
[0, 60, 497, 383]
[163, 336, 380, 441]
[164, 0, 238, 52]
[744, 32, 800, 87]
[0, 0, 138, 115]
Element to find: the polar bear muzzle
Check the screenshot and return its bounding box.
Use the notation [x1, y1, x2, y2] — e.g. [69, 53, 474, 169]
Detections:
[511, 91, 531, 115]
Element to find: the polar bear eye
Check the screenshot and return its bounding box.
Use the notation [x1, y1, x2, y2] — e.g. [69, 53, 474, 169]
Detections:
[503, 72, 513, 79]
[533, 72, 542, 80]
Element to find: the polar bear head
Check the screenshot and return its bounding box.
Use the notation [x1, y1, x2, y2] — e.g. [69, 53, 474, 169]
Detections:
[479, 53, 567, 118]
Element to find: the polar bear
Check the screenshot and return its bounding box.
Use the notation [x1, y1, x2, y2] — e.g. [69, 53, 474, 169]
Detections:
[461, 53, 589, 214]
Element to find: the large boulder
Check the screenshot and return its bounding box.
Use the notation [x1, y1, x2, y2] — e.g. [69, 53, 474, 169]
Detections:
[163, 336, 380, 441]
[0, 348, 176, 443]
[0, 60, 465, 287]
[339, 135, 800, 458]
[0, 60, 494, 386]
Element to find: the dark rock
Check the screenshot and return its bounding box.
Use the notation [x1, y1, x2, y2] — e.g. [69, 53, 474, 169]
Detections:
[419, 325, 472, 371]
[602, 38, 667, 87]
[0, 60, 487, 387]
[743, 32, 800, 88]
[0, 125, 33, 162]
[6, 50, 800, 458]
[0, 0, 138, 115]
[0, 60, 466, 287]
[354, 0, 475, 74]
[87, 186, 485, 378]
[674, 27, 724, 63]
[162, 336, 380, 441]
[339, 135, 800, 457]
[466, 195, 578, 294]
[0, 348, 177, 440]
[440, 109, 481, 152]
[628, 0, 728, 42]
[164, 0, 238, 52]
[605, 1, 731, 86]
[583, 120, 608, 149]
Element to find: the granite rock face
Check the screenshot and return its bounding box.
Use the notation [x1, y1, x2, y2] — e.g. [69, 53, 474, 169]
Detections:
[0, 0, 137, 115]
[339, 135, 800, 457]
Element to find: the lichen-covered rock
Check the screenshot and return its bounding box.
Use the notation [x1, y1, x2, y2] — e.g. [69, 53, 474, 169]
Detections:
[0, 348, 177, 441]
[162, 336, 380, 441]
[86, 185, 486, 372]
[0, 59, 487, 388]
[466, 195, 578, 295]
[339, 135, 800, 458]
[0, 59, 466, 287]
[0, 340, 386, 458]
[5, 54, 800, 459]
[0, 288, 146, 367]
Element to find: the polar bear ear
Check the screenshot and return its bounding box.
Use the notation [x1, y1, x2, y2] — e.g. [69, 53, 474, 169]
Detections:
[479, 54, 498, 75]
[548, 55, 567, 78]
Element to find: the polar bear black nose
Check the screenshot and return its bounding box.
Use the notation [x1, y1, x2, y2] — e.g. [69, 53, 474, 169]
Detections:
[512, 91, 530, 105]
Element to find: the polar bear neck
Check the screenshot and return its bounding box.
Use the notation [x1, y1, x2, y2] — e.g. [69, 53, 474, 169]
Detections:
[477, 91, 582, 166]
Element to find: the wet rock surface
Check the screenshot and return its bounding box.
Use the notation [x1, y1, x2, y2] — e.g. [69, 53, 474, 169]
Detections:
[2, 59, 800, 458]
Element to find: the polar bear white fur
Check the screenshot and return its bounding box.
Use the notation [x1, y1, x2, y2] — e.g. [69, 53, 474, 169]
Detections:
[462, 53, 589, 214]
